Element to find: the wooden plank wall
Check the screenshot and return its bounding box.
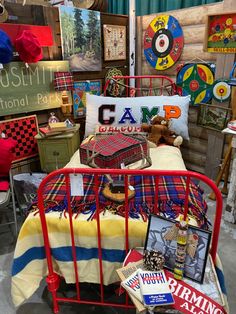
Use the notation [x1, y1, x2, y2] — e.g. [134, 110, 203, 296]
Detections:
[3, 3, 129, 173]
[136, 2, 226, 174]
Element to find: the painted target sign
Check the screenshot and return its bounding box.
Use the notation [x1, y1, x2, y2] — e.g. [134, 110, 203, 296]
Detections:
[212, 79, 231, 102]
[144, 15, 184, 70]
[176, 63, 215, 105]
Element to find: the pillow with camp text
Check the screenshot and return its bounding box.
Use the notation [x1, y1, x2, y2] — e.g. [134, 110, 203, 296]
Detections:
[85, 94, 190, 140]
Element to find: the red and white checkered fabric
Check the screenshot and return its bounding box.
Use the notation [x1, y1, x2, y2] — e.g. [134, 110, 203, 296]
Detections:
[54, 72, 74, 91]
[80, 133, 148, 169]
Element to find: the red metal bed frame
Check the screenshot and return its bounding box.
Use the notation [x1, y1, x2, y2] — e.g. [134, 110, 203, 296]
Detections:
[103, 75, 177, 96]
[37, 168, 222, 314]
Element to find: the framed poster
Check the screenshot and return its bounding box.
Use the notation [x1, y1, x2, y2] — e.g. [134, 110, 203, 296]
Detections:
[59, 5, 102, 71]
[73, 80, 102, 118]
[204, 12, 236, 53]
[103, 24, 126, 61]
[197, 103, 231, 132]
[145, 215, 212, 283]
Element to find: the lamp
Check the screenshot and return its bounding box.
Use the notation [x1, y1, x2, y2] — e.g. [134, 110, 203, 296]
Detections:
[54, 71, 74, 116]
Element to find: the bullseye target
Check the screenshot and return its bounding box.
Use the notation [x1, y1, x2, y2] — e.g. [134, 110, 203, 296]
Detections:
[213, 79, 231, 102]
[176, 63, 215, 105]
[144, 15, 184, 70]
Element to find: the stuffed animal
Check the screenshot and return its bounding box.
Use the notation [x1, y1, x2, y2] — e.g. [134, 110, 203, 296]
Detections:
[141, 115, 183, 147]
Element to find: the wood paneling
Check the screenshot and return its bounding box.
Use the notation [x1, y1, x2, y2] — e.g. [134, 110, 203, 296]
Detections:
[136, 1, 234, 174]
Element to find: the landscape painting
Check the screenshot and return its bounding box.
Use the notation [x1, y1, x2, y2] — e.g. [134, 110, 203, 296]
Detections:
[59, 5, 102, 71]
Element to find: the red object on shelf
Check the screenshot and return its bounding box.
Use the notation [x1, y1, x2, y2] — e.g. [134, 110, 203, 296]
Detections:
[0, 23, 53, 46]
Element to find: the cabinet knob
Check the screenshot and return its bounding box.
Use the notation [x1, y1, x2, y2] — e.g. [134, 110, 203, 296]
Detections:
[53, 151, 60, 157]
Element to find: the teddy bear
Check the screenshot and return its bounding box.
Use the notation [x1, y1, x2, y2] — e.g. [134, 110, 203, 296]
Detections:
[141, 115, 183, 147]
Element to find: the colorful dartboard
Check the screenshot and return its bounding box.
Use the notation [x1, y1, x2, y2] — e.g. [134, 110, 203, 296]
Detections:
[176, 63, 215, 105]
[212, 79, 231, 102]
[144, 15, 184, 70]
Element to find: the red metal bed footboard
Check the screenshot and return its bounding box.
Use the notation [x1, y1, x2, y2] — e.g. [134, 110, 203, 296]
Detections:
[37, 168, 222, 314]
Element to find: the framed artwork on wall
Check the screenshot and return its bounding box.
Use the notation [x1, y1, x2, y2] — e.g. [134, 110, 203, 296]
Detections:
[73, 80, 102, 118]
[144, 215, 212, 283]
[204, 12, 236, 53]
[59, 5, 102, 71]
[197, 103, 231, 132]
[103, 24, 126, 61]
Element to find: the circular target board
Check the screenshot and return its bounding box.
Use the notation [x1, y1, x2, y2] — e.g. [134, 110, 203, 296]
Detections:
[213, 79, 231, 102]
[144, 15, 184, 70]
[176, 63, 215, 105]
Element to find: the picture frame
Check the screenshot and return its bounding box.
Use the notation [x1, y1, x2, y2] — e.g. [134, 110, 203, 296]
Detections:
[204, 12, 236, 53]
[197, 103, 231, 132]
[103, 24, 126, 61]
[144, 215, 212, 283]
[73, 80, 102, 118]
[59, 6, 102, 71]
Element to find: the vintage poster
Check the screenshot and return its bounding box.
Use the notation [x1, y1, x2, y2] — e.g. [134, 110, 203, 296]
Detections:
[103, 24, 126, 61]
[59, 5, 102, 71]
[73, 80, 101, 118]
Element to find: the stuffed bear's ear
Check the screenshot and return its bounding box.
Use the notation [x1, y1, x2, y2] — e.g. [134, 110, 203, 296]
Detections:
[141, 124, 151, 132]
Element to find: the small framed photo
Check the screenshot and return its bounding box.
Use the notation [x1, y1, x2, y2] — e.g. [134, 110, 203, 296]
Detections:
[197, 103, 231, 131]
[73, 80, 102, 119]
[103, 24, 126, 61]
[204, 12, 236, 53]
[144, 215, 212, 283]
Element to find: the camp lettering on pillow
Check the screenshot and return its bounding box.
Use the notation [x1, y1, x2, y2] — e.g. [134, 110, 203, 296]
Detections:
[85, 94, 190, 140]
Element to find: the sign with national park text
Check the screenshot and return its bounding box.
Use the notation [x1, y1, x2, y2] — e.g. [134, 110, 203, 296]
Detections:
[0, 61, 71, 116]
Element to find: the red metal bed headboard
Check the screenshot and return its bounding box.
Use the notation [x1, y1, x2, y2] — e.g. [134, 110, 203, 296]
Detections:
[103, 75, 178, 97]
[37, 168, 222, 314]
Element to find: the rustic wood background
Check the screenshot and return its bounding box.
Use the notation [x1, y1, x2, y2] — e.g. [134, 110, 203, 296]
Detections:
[3, 2, 129, 173]
[136, 1, 236, 177]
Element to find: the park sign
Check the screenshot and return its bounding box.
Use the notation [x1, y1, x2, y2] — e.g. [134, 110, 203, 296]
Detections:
[0, 61, 71, 116]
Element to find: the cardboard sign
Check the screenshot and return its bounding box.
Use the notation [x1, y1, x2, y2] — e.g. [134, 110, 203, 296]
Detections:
[0, 61, 71, 116]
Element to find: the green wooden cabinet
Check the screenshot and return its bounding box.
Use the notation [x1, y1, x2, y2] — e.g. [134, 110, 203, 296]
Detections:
[35, 125, 80, 173]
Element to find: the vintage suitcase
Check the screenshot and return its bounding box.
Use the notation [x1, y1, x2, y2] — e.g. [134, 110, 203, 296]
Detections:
[80, 133, 148, 169]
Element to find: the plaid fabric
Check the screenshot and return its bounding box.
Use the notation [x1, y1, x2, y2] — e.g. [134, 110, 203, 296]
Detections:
[37, 173, 208, 229]
[80, 134, 148, 168]
[54, 72, 74, 91]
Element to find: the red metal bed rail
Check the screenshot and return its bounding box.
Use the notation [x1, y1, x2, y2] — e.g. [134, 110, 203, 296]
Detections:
[37, 168, 222, 314]
[103, 75, 177, 96]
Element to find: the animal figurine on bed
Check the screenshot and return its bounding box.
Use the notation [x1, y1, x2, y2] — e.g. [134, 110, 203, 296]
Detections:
[141, 115, 183, 147]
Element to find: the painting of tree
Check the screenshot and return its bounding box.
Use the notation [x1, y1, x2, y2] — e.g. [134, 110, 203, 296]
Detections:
[59, 5, 102, 71]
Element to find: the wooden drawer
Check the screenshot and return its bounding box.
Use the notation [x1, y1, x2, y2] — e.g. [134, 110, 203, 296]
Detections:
[35, 124, 80, 172]
[40, 140, 70, 162]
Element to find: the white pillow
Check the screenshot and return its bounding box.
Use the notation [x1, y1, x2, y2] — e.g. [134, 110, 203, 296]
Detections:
[85, 94, 190, 140]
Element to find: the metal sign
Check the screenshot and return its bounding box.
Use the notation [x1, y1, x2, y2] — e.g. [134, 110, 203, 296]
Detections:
[0, 61, 71, 116]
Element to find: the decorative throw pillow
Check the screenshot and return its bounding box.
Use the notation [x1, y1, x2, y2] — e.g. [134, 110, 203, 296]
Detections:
[0, 138, 17, 176]
[85, 94, 190, 140]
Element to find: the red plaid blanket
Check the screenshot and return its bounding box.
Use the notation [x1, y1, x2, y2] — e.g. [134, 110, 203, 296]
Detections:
[34, 173, 209, 229]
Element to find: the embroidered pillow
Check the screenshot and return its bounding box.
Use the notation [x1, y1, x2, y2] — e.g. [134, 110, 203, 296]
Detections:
[85, 94, 190, 140]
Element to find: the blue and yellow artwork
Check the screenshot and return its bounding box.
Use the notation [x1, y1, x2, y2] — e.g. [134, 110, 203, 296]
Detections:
[73, 80, 101, 118]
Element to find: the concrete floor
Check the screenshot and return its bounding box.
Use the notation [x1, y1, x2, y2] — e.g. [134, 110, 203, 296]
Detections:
[0, 192, 235, 314]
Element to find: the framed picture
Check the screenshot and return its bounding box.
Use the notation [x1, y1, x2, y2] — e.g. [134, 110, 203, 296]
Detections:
[144, 215, 212, 283]
[103, 24, 126, 61]
[197, 103, 231, 131]
[204, 12, 236, 53]
[73, 80, 102, 118]
[59, 6, 102, 71]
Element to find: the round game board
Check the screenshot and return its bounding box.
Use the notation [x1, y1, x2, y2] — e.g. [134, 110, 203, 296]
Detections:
[176, 63, 215, 105]
[212, 79, 231, 102]
[144, 15, 184, 70]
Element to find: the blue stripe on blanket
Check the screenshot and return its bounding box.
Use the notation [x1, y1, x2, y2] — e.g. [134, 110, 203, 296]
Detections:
[215, 265, 227, 295]
[12, 246, 125, 276]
